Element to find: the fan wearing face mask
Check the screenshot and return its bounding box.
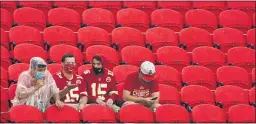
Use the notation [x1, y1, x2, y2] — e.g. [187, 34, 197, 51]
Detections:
[52, 54, 88, 110]
[81, 55, 120, 112]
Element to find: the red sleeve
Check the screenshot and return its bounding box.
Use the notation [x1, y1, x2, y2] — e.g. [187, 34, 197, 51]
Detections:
[108, 75, 118, 101]
[151, 82, 159, 93]
[123, 73, 134, 92]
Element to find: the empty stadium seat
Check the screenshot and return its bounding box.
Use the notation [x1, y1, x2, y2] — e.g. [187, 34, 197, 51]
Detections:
[8, 63, 29, 84]
[44, 26, 76, 51]
[219, 10, 251, 33]
[217, 66, 251, 89]
[1, 28, 8, 50]
[8, 84, 17, 100]
[213, 28, 246, 53]
[192, 104, 226, 123]
[249, 87, 255, 105]
[77, 64, 92, 75]
[18, 1, 52, 17]
[155, 65, 181, 90]
[227, 1, 255, 22]
[192, 46, 225, 73]
[157, 1, 192, 16]
[227, 47, 255, 73]
[77, 27, 111, 52]
[113, 65, 139, 84]
[0, 67, 8, 88]
[119, 104, 154, 123]
[13, 7, 46, 31]
[155, 104, 190, 123]
[82, 104, 116, 122]
[228, 104, 256, 123]
[185, 9, 217, 33]
[253, 13, 255, 27]
[10, 105, 44, 122]
[192, 2, 226, 16]
[0, 87, 9, 112]
[151, 9, 184, 32]
[88, 1, 122, 16]
[85, 45, 119, 70]
[0, 1, 17, 15]
[215, 85, 249, 112]
[45, 105, 80, 122]
[48, 8, 81, 32]
[179, 27, 212, 52]
[13, 44, 48, 63]
[252, 68, 255, 86]
[123, 1, 156, 17]
[112, 27, 145, 52]
[156, 46, 190, 72]
[159, 84, 180, 104]
[49, 44, 83, 65]
[82, 8, 115, 33]
[182, 66, 216, 90]
[0, 8, 12, 30]
[246, 29, 255, 49]
[181, 85, 214, 108]
[121, 46, 155, 67]
[9, 25, 43, 49]
[0, 46, 12, 70]
[117, 8, 149, 32]
[53, 1, 87, 16]
[145, 27, 178, 53]
[47, 63, 62, 75]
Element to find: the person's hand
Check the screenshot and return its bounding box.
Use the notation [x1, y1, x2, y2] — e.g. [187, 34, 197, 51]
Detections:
[96, 98, 106, 106]
[34, 79, 44, 90]
[141, 97, 154, 106]
[106, 98, 114, 107]
[67, 84, 77, 90]
[55, 100, 64, 109]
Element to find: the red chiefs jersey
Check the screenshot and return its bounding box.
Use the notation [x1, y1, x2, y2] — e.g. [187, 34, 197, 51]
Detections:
[124, 72, 159, 98]
[53, 71, 87, 104]
[81, 69, 118, 103]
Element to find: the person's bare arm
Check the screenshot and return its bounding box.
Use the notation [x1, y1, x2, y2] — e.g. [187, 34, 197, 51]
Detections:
[151, 92, 160, 104]
[59, 84, 77, 98]
[78, 96, 88, 110]
[123, 90, 146, 104]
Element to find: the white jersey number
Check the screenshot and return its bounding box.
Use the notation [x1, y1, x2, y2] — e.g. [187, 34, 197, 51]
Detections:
[91, 83, 107, 100]
[64, 87, 79, 103]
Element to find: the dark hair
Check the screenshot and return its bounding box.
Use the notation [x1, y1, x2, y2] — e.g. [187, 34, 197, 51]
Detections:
[62, 54, 75, 63]
[92, 55, 102, 62]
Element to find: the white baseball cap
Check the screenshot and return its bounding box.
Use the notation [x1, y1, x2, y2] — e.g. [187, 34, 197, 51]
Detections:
[140, 61, 157, 81]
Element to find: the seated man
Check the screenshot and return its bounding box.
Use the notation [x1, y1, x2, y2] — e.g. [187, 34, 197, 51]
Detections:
[53, 54, 88, 110]
[122, 61, 161, 111]
[81, 55, 120, 112]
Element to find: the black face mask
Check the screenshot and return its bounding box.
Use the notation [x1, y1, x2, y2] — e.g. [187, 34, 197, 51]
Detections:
[93, 67, 103, 75]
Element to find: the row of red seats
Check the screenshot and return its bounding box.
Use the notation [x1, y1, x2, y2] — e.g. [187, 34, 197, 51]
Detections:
[1, 26, 255, 53]
[1, 6, 255, 33]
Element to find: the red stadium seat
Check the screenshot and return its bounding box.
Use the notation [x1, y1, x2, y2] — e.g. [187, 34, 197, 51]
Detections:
[112, 27, 145, 53]
[151, 9, 184, 32]
[192, 2, 226, 16]
[13, 44, 48, 63]
[45, 105, 80, 122]
[53, 1, 87, 16]
[213, 28, 246, 53]
[215, 85, 249, 112]
[0, 67, 8, 88]
[117, 8, 149, 32]
[78, 64, 92, 75]
[181, 85, 214, 107]
[156, 46, 190, 72]
[246, 29, 255, 49]
[252, 68, 255, 85]
[227, 1, 255, 22]
[219, 10, 251, 33]
[253, 13, 255, 27]
[8, 84, 17, 100]
[13, 7, 46, 31]
[0, 28, 8, 50]
[227, 47, 255, 73]
[49, 44, 83, 66]
[88, 1, 122, 16]
[77, 27, 111, 52]
[10, 105, 44, 122]
[185, 9, 217, 33]
[157, 1, 192, 16]
[121, 46, 155, 67]
[9, 26, 43, 49]
[249, 87, 255, 105]
[155, 104, 190, 123]
[82, 8, 115, 33]
[47, 63, 62, 75]
[82, 104, 116, 122]
[123, 1, 156, 17]
[48, 8, 81, 32]
[182, 66, 216, 90]
[192, 104, 226, 123]
[85, 45, 119, 70]
[44, 26, 76, 50]
[18, 1, 52, 17]
[113, 65, 139, 84]
[1, 87, 9, 112]
[145, 27, 178, 53]
[0, 1, 17, 15]
[0, 8, 12, 30]
[228, 104, 256, 123]
[0, 46, 12, 70]
[8, 63, 29, 84]
[217, 66, 251, 89]
[159, 84, 180, 105]
[192, 46, 225, 73]
[119, 104, 154, 123]
[155, 65, 181, 90]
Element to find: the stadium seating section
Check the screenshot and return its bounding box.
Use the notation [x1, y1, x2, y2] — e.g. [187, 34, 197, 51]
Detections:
[0, 1, 255, 123]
